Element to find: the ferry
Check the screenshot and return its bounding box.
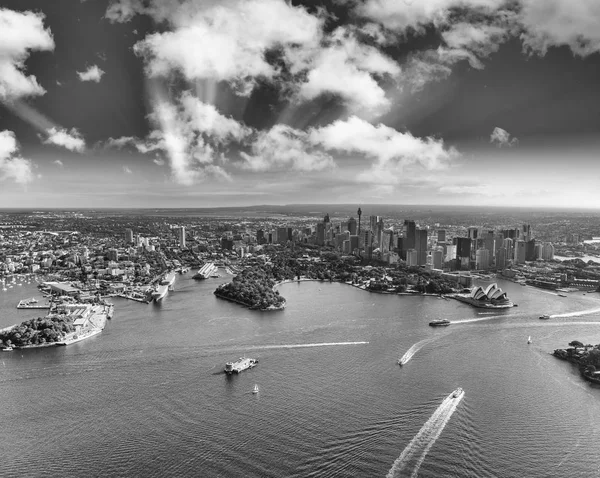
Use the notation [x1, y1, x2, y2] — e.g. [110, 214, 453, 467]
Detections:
[539, 314, 550, 320]
[152, 285, 169, 301]
[224, 357, 258, 375]
[429, 319, 451, 327]
[57, 327, 103, 346]
[193, 262, 218, 280]
[557, 293, 567, 297]
[160, 272, 176, 287]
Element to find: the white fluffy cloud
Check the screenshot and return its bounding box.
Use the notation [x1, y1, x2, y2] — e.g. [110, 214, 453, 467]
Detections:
[123, 165, 132, 174]
[0, 130, 34, 184]
[76, 65, 105, 82]
[310, 116, 458, 184]
[519, 0, 600, 56]
[296, 27, 400, 114]
[123, 92, 249, 184]
[127, 0, 323, 95]
[43, 127, 86, 152]
[490, 127, 518, 147]
[240, 124, 335, 172]
[53, 159, 63, 167]
[0, 8, 54, 101]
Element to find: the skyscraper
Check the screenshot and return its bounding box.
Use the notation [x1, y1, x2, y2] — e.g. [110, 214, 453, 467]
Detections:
[476, 248, 489, 270]
[316, 223, 325, 246]
[455, 237, 471, 270]
[348, 217, 357, 235]
[178, 226, 186, 248]
[496, 247, 507, 269]
[404, 220, 416, 251]
[514, 240, 526, 264]
[416, 228, 428, 266]
[468, 227, 478, 240]
[437, 229, 446, 244]
[125, 228, 134, 244]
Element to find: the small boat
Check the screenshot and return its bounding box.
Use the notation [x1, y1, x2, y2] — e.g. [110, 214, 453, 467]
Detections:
[252, 384, 259, 394]
[527, 336, 532, 344]
[429, 319, 451, 327]
[539, 315, 550, 320]
[557, 293, 567, 297]
[452, 388, 463, 398]
[2, 346, 13, 352]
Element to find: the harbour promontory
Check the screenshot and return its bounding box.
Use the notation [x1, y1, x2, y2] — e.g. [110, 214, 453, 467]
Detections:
[553, 341, 600, 384]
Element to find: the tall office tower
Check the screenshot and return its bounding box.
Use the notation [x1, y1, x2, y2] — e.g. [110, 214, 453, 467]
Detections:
[348, 217, 357, 235]
[357, 208, 362, 234]
[256, 229, 265, 244]
[446, 244, 457, 263]
[514, 240, 526, 264]
[476, 248, 490, 270]
[276, 227, 288, 244]
[363, 230, 372, 250]
[349, 235, 359, 252]
[406, 249, 418, 267]
[542, 243, 555, 260]
[125, 228, 134, 244]
[433, 248, 444, 269]
[534, 243, 543, 260]
[376, 217, 384, 247]
[455, 237, 471, 270]
[522, 224, 531, 242]
[404, 220, 416, 251]
[416, 228, 428, 266]
[324, 213, 330, 223]
[494, 234, 504, 258]
[177, 226, 186, 248]
[342, 240, 350, 254]
[369, 215, 380, 232]
[381, 229, 393, 254]
[525, 239, 536, 261]
[437, 229, 446, 244]
[496, 247, 507, 269]
[468, 227, 479, 240]
[316, 223, 325, 246]
[268, 232, 273, 243]
[483, 230, 495, 266]
[503, 237, 514, 260]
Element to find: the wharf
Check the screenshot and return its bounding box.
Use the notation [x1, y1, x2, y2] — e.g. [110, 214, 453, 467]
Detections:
[17, 299, 51, 310]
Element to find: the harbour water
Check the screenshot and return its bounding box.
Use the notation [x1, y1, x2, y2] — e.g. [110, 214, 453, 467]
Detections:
[2, 274, 600, 476]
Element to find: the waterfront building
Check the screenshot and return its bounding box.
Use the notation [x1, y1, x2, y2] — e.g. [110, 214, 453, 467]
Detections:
[503, 238, 514, 260]
[534, 243, 543, 260]
[404, 220, 416, 252]
[483, 231, 495, 266]
[542, 243, 555, 260]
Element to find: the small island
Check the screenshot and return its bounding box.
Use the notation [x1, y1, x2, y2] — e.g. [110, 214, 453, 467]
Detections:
[553, 341, 600, 384]
[214, 268, 286, 310]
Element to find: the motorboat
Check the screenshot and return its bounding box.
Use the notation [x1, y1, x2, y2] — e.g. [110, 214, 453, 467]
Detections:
[452, 388, 463, 398]
[252, 384, 259, 394]
[539, 315, 550, 320]
[429, 319, 451, 327]
[527, 336, 532, 344]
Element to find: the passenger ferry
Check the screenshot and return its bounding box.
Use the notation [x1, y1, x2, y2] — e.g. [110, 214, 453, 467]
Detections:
[224, 357, 258, 374]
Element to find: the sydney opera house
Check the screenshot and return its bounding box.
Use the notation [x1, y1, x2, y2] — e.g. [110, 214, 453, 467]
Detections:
[453, 283, 514, 309]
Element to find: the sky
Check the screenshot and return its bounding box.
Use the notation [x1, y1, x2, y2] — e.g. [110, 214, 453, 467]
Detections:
[1, 0, 600, 208]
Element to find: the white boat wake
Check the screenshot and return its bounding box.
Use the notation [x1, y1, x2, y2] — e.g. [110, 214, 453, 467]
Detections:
[387, 389, 465, 478]
[551, 307, 600, 318]
[452, 314, 513, 324]
[398, 337, 437, 365]
[247, 341, 369, 351]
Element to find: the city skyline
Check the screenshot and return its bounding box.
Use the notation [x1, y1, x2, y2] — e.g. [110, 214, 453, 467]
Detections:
[1, 0, 600, 208]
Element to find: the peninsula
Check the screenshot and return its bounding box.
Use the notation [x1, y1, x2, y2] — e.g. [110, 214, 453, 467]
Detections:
[553, 341, 600, 384]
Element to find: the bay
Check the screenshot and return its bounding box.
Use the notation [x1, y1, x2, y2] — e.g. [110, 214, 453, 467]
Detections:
[2, 273, 600, 477]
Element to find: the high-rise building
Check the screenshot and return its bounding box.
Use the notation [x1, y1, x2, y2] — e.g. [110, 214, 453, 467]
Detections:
[125, 228, 134, 244]
[406, 249, 418, 267]
[476, 248, 489, 270]
[416, 228, 428, 266]
[496, 247, 507, 269]
[542, 243, 555, 260]
[455, 237, 471, 270]
[324, 213, 330, 223]
[446, 244, 457, 263]
[534, 243, 543, 260]
[256, 229, 265, 244]
[522, 224, 532, 242]
[525, 239, 536, 261]
[503, 238, 514, 261]
[316, 223, 325, 246]
[437, 229, 446, 244]
[349, 235, 359, 252]
[514, 240, 526, 264]
[107, 249, 119, 262]
[348, 217, 357, 235]
[178, 226, 186, 248]
[433, 249, 444, 269]
[404, 220, 416, 251]
[468, 227, 478, 240]
[381, 229, 393, 254]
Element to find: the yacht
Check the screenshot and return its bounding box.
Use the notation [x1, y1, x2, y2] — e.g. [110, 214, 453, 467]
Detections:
[527, 336, 532, 344]
[452, 388, 463, 398]
[252, 384, 259, 394]
[539, 314, 550, 320]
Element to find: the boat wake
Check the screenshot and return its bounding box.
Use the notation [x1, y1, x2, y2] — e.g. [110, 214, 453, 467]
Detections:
[247, 341, 369, 351]
[386, 389, 465, 478]
[398, 337, 437, 366]
[551, 307, 600, 319]
[452, 314, 514, 324]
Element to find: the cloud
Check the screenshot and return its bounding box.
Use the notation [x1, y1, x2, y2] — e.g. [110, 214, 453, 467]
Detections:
[43, 127, 86, 152]
[490, 127, 518, 147]
[0, 8, 55, 101]
[106, 136, 137, 148]
[310, 116, 458, 179]
[128, 0, 323, 96]
[0, 130, 34, 184]
[76, 64, 105, 82]
[295, 27, 400, 114]
[240, 124, 335, 172]
[53, 159, 63, 167]
[123, 165, 132, 174]
[153, 156, 165, 166]
[519, 0, 600, 56]
[132, 92, 248, 184]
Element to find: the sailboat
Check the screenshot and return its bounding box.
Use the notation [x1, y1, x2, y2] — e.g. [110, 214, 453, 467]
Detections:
[527, 336, 532, 344]
[252, 384, 259, 394]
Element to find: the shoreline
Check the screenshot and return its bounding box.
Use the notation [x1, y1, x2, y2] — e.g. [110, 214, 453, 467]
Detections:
[213, 291, 286, 311]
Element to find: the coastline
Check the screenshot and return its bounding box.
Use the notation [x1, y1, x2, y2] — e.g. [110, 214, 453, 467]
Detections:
[213, 290, 286, 311]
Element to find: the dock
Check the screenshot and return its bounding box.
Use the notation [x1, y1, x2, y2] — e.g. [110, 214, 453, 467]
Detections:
[17, 299, 51, 310]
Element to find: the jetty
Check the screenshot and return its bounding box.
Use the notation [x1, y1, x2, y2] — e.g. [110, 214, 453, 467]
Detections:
[17, 298, 51, 310]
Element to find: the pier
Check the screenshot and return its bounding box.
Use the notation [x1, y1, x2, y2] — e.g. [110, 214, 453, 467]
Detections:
[16, 299, 51, 310]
